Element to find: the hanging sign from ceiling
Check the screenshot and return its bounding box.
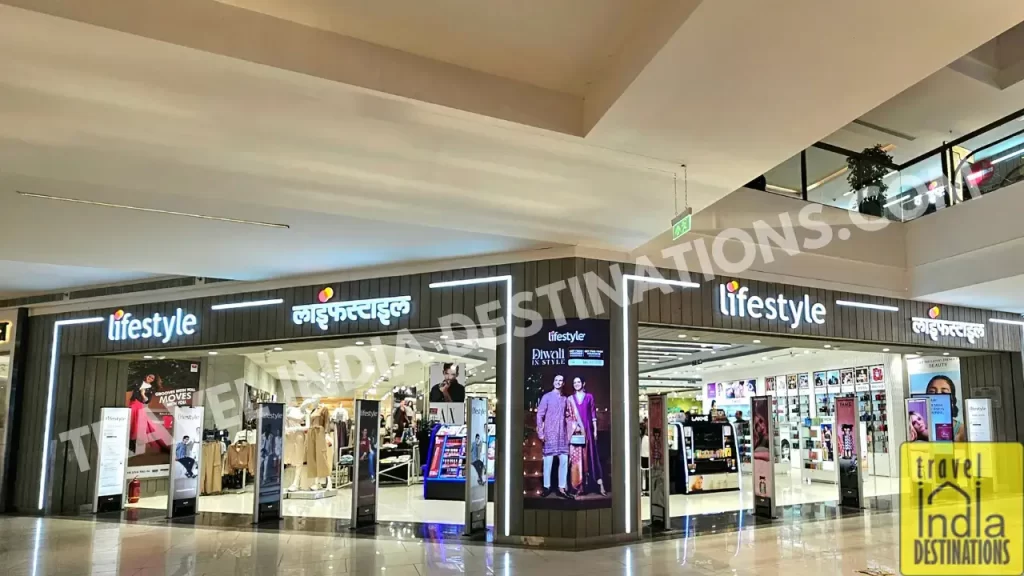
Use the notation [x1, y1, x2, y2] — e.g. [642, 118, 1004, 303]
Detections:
[291, 287, 412, 330]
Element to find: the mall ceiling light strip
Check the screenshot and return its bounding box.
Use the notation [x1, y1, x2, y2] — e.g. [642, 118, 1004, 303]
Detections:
[210, 298, 284, 311]
[834, 300, 899, 312]
[990, 318, 1024, 326]
[622, 275, 698, 534]
[428, 275, 512, 537]
[39, 316, 105, 510]
[17, 191, 290, 229]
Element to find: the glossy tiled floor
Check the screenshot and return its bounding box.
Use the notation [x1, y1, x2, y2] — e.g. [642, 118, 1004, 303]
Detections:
[0, 509, 900, 576]
[128, 472, 899, 524]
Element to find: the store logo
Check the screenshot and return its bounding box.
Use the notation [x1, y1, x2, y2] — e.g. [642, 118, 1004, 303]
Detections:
[318, 287, 334, 303]
[900, 443, 1022, 575]
[0, 321, 10, 344]
[548, 330, 585, 343]
[912, 307, 986, 343]
[108, 308, 198, 343]
[718, 283, 826, 329]
[360, 409, 377, 418]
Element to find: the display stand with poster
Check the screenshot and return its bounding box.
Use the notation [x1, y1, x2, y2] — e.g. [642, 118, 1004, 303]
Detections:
[835, 396, 863, 509]
[648, 394, 670, 530]
[253, 403, 284, 524]
[966, 398, 994, 441]
[905, 398, 932, 443]
[464, 397, 488, 537]
[352, 399, 380, 529]
[168, 406, 204, 518]
[93, 407, 131, 513]
[680, 415, 740, 494]
[750, 396, 776, 519]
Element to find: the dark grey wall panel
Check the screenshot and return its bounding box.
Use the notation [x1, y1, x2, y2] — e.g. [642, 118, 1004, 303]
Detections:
[11, 257, 1023, 528]
[961, 353, 1023, 442]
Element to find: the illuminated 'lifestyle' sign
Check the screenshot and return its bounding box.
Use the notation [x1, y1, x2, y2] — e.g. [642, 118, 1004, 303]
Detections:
[108, 308, 198, 343]
[292, 293, 412, 330]
[718, 281, 826, 329]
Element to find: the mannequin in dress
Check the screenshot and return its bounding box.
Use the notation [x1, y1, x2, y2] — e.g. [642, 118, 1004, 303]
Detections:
[302, 395, 334, 490]
[284, 404, 308, 492]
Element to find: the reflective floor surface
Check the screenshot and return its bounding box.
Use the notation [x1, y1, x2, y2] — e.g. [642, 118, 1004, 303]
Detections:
[0, 510, 900, 575]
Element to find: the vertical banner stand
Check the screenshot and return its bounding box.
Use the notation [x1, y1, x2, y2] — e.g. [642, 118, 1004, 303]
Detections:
[750, 396, 777, 519]
[253, 402, 285, 524]
[93, 407, 131, 513]
[351, 399, 380, 529]
[168, 406, 204, 518]
[648, 394, 671, 530]
[464, 397, 489, 537]
[835, 395, 863, 509]
[965, 398, 994, 441]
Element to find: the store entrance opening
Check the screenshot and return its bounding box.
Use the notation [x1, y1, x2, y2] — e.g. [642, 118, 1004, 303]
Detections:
[104, 330, 497, 527]
[637, 326, 983, 523]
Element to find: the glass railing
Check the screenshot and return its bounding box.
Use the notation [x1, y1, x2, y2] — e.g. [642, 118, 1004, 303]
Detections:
[759, 107, 1024, 222]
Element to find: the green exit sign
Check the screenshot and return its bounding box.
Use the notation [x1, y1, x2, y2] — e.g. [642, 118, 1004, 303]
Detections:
[671, 209, 692, 240]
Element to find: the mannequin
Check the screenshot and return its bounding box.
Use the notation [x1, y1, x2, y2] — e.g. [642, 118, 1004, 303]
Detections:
[285, 404, 308, 492]
[302, 396, 334, 490]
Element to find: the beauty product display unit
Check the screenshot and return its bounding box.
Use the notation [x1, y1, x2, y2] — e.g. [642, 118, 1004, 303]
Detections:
[423, 423, 496, 501]
[678, 416, 741, 495]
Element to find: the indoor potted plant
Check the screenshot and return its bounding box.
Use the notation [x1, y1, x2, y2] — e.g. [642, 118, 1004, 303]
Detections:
[846, 144, 894, 217]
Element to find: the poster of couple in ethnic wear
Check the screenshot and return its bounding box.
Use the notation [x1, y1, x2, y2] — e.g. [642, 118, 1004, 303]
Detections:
[523, 319, 612, 510]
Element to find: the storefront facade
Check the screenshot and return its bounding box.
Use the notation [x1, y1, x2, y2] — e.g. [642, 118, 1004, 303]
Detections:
[4, 257, 1023, 548]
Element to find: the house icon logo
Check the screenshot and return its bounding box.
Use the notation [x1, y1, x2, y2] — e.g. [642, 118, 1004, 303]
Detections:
[900, 443, 1023, 576]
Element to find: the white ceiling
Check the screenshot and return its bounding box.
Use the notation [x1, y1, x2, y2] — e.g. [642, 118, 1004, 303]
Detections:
[211, 0, 668, 96]
[2, 1, 1023, 297]
[0, 260, 158, 298]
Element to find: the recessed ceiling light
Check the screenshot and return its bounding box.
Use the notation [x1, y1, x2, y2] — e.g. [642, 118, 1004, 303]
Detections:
[365, 367, 374, 373]
[158, 356, 166, 360]
[678, 334, 687, 338]
[753, 339, 761, 344]
[942, 352, 950, 356]
[802, 350, 810, 355]
[692, 337, 700, 341]
[477, 349, 484, 353]
[209, 351, 218, 356]
[882, 348, 890, 352]
[356, 341, 365, 346]
[823, 344, 831, 349]
[440, 335, 448, 340]
[915, 351, 922, 355]
[143, 355, 153, 360]
[273, 347, 283, 352]
[761, 356, 768, 361]
[710, 350, 717, 354]
[370, 347, 377, 352]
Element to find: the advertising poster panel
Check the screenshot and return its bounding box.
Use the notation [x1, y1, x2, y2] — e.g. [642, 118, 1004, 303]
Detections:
[966, 398, 994, 441]
[751, 396, 776, 518]
[254, 403, 284, 523]
[648, 394, 670, 529]
[428, 363, 467, 425]
[906, 398, 932, 443]
[168, 406, 203, 518]
[126, 359, 200, 478]
[524, 319, 611, 510]
[352, 399, 380, 528]
[912, 394, 954, 442]
[907, 356, 965, 442]
[464, 397, 489, 536]
[94, 407, 131, 513]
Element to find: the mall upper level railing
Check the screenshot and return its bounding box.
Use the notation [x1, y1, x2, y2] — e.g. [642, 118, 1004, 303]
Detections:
[760, 106, 1024, 222]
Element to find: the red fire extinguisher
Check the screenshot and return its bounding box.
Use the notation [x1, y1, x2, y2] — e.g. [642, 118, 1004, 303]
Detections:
[128, 478, 141, 504]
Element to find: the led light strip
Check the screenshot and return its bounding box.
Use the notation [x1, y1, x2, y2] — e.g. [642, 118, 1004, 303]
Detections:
[210, 298, 284, 311]
[17, 191, 290, 229]
[39, 317, 105, 510]
[429, 275, 513, 536]
[835, 300, 899, 312]
[990, 318, 1024, 327]
[621, 275, 698, 533]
